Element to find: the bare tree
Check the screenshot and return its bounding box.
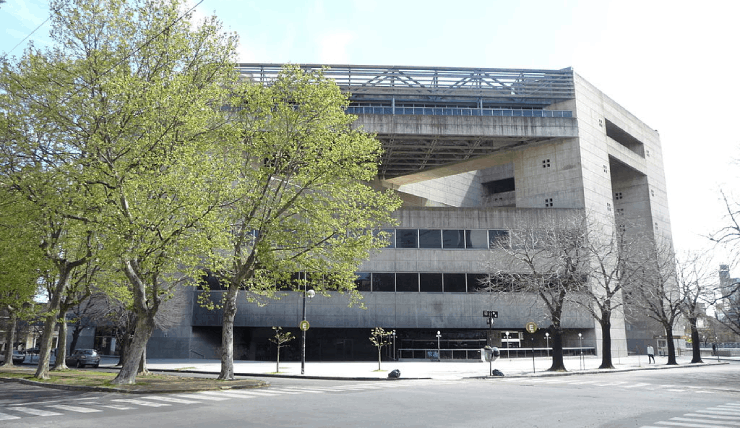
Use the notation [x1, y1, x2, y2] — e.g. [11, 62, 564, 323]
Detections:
[489, 212, 589, 372]
[624, 236, 683, 365]
[674, 250, 717, 364]
[571, 214, 646, 369]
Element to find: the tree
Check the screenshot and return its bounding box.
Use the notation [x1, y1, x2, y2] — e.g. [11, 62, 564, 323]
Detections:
[624, 236, 683, 365]
[674, 250, 716, 364]
[488, 211, 589, 372]
[204, 66, 401, 379]
[268, 326, 294, 373]
[0, 194, 45, 367]
[570, 214, 646, 369]
[53, 260, 98, 370]
[369, 327, 392, 371]
[1, 0, 239, 384]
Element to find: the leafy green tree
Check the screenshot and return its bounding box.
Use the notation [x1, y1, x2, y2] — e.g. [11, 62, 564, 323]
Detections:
[268, 326, 294, 373]
[0, 194, 44, 367]
[369, 327, 392, 371]
[0, 0, 238, 383]
[204, 66, 401, 379]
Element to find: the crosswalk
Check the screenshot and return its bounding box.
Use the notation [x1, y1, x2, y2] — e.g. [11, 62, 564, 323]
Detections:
[642, 402, 740, 427]
[0, 380, 450, 421]
[497, 377, 730, 394]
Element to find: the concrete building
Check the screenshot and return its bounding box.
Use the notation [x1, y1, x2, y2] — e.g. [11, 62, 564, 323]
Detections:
[144, 65, 674, 362]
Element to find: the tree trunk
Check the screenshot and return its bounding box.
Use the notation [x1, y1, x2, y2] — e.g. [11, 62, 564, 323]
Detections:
[665, 325, 678, 365]
[69, 322, 82, 355]
[219, 287, 238, 380]
[689, 317, 703, 364]
[138, 347, 148, 375]
[52, 320, 69, 370]
[598, 316, 614, 369]
[111, 315, 154, 384]
[1, 311, 17, 368]
[548, 325, 567, 371]
[378, 346, 382, 371]
[34, 269, 70, 379]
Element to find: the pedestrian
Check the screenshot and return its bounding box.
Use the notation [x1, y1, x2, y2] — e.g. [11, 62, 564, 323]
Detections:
[646, 344, 655, 363]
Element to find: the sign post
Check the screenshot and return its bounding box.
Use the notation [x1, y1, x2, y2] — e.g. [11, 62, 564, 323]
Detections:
[525, 322, 538, 373]
[483, 311, 498, 376]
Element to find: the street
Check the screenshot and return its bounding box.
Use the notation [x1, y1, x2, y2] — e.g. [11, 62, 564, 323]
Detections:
[1, 363, 739, 427]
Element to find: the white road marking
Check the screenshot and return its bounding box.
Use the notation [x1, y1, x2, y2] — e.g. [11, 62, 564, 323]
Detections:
[46, 404, 102, 413]
[111, 398, 171, 407]
[0, 413, 21, 421]
[8, 407, 63, 416]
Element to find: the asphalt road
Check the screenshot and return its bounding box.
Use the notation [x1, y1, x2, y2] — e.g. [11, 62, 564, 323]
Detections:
[2, 362, 739, 427]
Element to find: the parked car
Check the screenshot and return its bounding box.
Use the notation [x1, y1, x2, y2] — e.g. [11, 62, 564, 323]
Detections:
[65, 349, 100, 368]
[0, 350, 25, 365]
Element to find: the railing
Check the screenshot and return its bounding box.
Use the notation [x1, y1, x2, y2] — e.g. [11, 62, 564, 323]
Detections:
[346, 106, 573, 118]
[398, 346, 595, 360]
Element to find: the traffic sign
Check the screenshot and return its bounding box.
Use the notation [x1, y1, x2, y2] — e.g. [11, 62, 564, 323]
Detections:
[525, 322, 538, 333]
[483, 311, 498, 318]
[299, 320, 310, 331]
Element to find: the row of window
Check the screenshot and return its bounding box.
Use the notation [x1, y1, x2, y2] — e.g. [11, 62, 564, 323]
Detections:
[355, 272, 492, 293]
[382, 229, 509, 249]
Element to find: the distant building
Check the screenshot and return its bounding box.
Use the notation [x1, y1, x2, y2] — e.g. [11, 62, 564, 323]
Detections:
[719, 264, 740, 323]
[141, 65, 673, 362]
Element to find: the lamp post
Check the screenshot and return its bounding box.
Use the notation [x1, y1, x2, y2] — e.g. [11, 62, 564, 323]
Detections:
[716, 336, 720, 362]
[300, 286, 315, 375]
[578, 333, 584, 370]
[545, 332, 550, 357]
[505, 331, 510, 359]
[392, 330, 397, 360]
[436, 331, 442, 360]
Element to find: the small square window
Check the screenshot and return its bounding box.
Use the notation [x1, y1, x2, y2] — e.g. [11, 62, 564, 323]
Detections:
[646, 149, 650, 157]
[607, 203, 612, 211]
[615, 192, 623, 200]
[617, 208, 624, 216]
[542, 159, 551, 168]
[545, 198, 553, 207]
[618, 224, 626, 233]
[603, 165, 608, 173]
[651, 189, 655, 197]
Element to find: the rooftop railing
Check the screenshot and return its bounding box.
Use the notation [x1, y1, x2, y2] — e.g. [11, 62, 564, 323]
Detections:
[346, 106, 573, 118]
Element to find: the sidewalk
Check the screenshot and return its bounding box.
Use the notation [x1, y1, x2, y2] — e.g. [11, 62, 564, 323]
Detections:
[131, 354, 734, 381]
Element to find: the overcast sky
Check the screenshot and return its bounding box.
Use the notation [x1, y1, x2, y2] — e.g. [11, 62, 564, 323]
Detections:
[2, 0, 738, 274]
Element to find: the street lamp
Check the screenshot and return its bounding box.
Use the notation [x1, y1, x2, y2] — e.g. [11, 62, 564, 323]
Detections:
[300, 287, 315, 375]
[578, 333, 584, 370]
[545, 332, 550, 357]
[392, 330, 397, 361]
[436, 331, 441, 360]
[505, 331, 510, 359]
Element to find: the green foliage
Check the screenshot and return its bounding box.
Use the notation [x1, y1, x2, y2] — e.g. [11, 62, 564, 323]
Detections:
[204, 65, 401, 304]
[369, 327, 392, 370]
[269, 326, 294, 347]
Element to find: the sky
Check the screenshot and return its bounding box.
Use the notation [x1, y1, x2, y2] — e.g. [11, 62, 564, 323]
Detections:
[1, 0, 739, 275]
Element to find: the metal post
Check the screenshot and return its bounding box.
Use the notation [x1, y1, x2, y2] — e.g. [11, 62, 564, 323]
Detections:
[301, 289, 307, 375]
[531, 337, 535, 373]
[392, 330, 396, 361]
[578, 333, 584, 370]
[436, 331, 441, 361]
[545, 332, 550, 357]
[505, 331, 510, 359]
[488, 314, 494, 375]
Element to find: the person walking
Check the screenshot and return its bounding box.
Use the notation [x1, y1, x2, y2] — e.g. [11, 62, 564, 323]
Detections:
[646, 344, 655, 363]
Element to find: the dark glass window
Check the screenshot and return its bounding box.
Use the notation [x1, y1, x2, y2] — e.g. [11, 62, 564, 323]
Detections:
[395, 273, 419, 292]
[396, 229, 418, 248]
[443, 230, 465, 249]
[372, 273, 395, 292]
[489, 230, 510, 248]
[355, 272, 371, 291]
[444, 273, 467, 292]
[419, 229, 442, 248]
[420, 273, 443, 292]
[466, 273, 490, 292]
[466, 230, 489, 249]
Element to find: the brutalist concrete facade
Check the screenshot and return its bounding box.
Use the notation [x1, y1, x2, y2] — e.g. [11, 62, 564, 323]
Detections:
[145, 65, 672, 362]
